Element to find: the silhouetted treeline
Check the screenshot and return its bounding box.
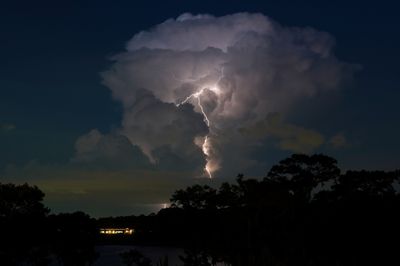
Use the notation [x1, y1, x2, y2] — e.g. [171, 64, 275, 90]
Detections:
[101, 154, 400, 266]
[0, 183, 98, 265]
[166, 154, 400, 266]
[2, 154, 400, 266]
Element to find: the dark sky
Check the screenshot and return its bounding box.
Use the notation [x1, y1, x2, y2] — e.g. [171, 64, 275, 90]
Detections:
[1, 0, 399, 217]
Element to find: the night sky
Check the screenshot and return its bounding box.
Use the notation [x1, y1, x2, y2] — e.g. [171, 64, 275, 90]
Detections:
[1, 0, 399, 217]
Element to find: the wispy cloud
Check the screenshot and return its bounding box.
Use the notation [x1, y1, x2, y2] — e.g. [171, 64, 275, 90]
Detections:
[0, 123, 16, 131]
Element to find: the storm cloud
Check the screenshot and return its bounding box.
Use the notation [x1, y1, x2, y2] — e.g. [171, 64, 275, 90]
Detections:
[102, 12, 357, 177]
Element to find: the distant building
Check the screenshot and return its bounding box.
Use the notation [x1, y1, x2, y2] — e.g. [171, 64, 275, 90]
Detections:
[99, 228, 134, 235]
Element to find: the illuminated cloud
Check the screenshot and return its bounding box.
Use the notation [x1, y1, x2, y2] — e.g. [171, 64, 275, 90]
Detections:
[117, 89, 208, 167]
[102, 12, 358, 177]
[71, 129, 151, 169]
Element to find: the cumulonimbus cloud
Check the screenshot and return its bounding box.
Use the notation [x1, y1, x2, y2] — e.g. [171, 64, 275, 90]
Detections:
[102, 12, 358, 177]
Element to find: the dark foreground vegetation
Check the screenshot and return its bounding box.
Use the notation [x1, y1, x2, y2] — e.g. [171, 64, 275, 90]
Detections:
[0, 183, 97, 265]
[1, 154, 400, 265]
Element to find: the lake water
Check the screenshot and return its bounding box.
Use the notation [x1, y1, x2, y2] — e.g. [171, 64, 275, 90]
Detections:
[94, 245, 184, 266]
[48, 245, 228, 265]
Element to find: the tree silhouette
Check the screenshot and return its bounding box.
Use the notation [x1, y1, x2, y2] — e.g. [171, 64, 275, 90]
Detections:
[161, 154, 400, 266]
[0, 182, 49, 218]
[0, 182, 99, 265]
[171, 184, 217, 210]
[51, 212, 98, 266]
[0, 182, 50, 265]
[335, 170, 398, 198]
[215, 182, 242, 209]
[179, 249, 212, 266]
[266, 154, 340, 202]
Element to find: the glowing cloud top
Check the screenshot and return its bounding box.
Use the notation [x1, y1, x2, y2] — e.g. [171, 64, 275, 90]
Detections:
[102, 13, 357, 177]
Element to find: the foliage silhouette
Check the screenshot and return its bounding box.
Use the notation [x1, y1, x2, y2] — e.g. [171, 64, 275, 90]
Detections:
[266, 154, 340, 202]
[50, 212, 98, 266]
[156, 255, 170, 266]
[165, 154, 400, 266]
[0, 183, 98, 266]
[179, 249, 212, 266]
[0, 182, 51, 265]
[171, 185, 217, 210]
[2, 153, 399, 266]
[99, 153, 400, 265]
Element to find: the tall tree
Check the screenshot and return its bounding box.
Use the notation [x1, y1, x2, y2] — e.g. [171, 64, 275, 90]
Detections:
[266, 154, 340, 202]
[0, 183, 50, 265]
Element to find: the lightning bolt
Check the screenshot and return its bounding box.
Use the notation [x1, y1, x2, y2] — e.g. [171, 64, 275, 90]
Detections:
[175, 67, 224, 178]
[202, 135, 213, 178]
[176, 87, 211, 126]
